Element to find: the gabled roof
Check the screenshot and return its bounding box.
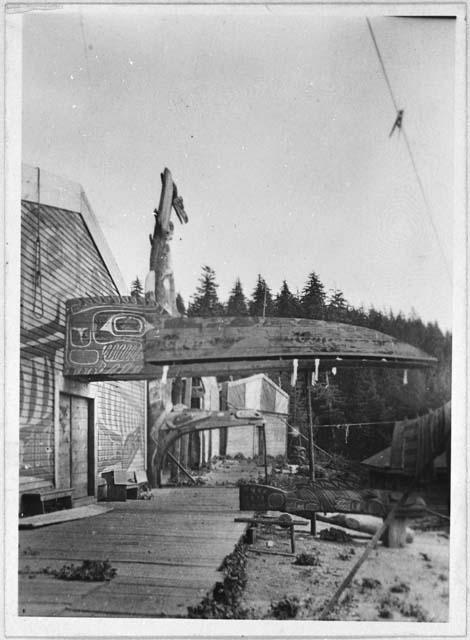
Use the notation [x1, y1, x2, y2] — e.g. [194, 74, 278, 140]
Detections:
[22, 164, 127, 294]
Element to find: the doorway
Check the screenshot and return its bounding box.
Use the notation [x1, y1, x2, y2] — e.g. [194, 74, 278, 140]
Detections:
[59, 393, 94, 499]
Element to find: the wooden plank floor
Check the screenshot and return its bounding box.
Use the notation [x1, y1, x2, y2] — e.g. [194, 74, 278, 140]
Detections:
[19, 504, 114, 529]
[19, 487, 249, 618]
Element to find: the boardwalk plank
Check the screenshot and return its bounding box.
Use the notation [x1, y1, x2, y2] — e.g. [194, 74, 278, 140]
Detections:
[65, 592, 194, 617]
[19, 558, 221, 582]
[18, 488, 249, 618]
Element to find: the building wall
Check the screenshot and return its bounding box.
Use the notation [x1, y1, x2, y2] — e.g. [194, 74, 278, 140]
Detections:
[225, 425, 258, 458]
[223, 417, 286, 458]
[201, 377, 219, 461]
[20, 197, 145, 491]
[94, 380, 146, 474]
[223, 374, 288, 458]
[264, 415, 288, 458]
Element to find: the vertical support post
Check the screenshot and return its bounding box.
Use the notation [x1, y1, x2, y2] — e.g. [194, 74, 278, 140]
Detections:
[305, 373, 315, 482]
[306, 372, 317, 535]
[262, 425, 268, 484]
[290, 524, 296, 554]
[208, 430, 212, 470]
[310, 515, 317, 536]
[171, 376, 184, 483]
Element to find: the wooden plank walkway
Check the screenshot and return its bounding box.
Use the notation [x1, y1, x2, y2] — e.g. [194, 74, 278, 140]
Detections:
[19, 487, 249, 617]
[19, 504, 114, 529]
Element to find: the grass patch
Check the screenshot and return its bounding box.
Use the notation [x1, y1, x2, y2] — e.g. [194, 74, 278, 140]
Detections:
[378, 593, 430, 621]
[294, 552, 321, 567]
[42, 559, 117, 581]
[319, 527, 353, 543]
[390, 581, 410, 594]
[269, 595, 301, 619]
[188, 540, 255, 618]
[358, 577, 382, 592]
[21, 546, 39, 556]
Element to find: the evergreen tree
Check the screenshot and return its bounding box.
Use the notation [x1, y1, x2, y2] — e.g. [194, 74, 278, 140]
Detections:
[274, 281, 301, 317]
[226, 278, 249, 316]
[187, 265, 223, 316]
[405, 310, 427, 350]
[175, 293, 186, 316]
[249, 275, 274, 316]
[347, 304, 368, 327]
[344, 369, 383, 424]
[130, 276, 143, 300]
[300, 271, 326, 319]
[326, 289, 349, 323]
[367, 307, 386, 333]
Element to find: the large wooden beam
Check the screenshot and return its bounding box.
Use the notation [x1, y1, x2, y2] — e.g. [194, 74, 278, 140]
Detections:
[64, 298, 436, 380]
[144, 316, 435, 365]
[68, 356, 433, 382]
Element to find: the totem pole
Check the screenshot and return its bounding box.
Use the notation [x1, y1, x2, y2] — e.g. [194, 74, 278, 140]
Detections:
[145, 168, 188, 486]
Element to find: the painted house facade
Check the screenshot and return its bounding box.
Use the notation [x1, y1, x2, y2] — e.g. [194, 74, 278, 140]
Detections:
[20, 165, 146, 504]
[220, 374, 289, 458]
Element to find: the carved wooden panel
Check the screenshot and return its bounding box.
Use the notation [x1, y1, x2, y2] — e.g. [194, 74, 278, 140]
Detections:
[239, 482, 424, 518]
[64, 299, 436, 380]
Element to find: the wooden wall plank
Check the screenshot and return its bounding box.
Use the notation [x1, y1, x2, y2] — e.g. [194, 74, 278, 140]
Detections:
[20, 198, 146, 488]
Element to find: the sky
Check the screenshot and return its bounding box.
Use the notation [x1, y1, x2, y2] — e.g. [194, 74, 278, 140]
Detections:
[22, 7, 456, 331]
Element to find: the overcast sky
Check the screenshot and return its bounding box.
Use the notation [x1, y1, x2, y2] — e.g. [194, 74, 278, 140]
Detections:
[22, 7, 455, 331]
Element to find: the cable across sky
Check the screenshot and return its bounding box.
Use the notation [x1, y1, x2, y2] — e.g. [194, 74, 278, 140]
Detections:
[366, 17, 453, 285]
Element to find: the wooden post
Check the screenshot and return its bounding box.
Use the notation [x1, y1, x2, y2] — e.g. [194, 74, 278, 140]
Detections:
[305, 373, 315, 482]
[290, 524, 296, 554]
[306, 372, 316, 535]
[208, 430, 212, 470]
[262, 425, 268, 483]
[172, 376, 184, 482]
[382, 516, 408, 548]
[146, 169, 188, 487]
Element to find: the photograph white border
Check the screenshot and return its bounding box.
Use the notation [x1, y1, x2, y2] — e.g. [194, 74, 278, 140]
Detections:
[3, 2, 468, 637]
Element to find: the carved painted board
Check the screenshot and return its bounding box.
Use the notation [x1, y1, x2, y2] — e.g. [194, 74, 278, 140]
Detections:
[239, 483, 425, 519]
[64, 297, 435, 380]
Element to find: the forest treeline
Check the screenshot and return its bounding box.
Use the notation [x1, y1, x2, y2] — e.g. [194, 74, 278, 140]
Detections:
[131, 267, 451, 460]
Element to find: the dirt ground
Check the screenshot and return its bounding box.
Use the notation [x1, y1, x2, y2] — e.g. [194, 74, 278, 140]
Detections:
[197, 457, 450, 621]
[240, 519, 449, 621]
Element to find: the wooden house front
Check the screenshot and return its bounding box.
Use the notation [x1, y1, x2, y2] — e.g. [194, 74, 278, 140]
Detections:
[221, 374, 289, 459]
[20, 165, 146, 503]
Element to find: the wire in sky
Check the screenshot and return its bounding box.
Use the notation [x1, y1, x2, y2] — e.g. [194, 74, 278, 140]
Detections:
[366, 18, 399, 112]
[366, 17, 452, 284]
[79, 12, 92, 87]
[401, 128, 453, 281]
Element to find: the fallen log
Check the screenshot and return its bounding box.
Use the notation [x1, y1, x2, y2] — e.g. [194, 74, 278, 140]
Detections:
[316, 513, 414, 543]
[247, 548, 295, 558]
